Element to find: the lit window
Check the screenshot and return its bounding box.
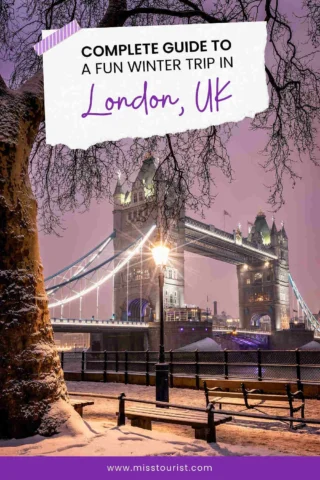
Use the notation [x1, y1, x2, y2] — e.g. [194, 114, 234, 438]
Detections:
[254, 273, 263, 284]
[246, 278, 251, 284]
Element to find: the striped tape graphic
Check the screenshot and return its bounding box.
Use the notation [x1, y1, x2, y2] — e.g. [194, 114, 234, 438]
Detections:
[34, 20, 81, 56]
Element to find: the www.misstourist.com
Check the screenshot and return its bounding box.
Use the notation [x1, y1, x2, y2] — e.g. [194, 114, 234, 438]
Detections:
[106, 464, 213, 472]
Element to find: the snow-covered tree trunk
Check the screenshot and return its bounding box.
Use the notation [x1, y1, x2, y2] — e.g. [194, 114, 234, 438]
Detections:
[0, 74, 68, 438]
[0, 0, 128, 439]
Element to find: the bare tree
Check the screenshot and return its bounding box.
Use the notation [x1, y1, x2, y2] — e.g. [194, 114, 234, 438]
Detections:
[0, 0, 319, 438]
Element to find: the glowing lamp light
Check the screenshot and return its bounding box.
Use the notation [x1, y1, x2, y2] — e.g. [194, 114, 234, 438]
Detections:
[152, 243, 170, 267]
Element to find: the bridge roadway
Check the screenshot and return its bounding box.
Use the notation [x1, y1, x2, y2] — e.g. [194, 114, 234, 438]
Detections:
[51, 317, 149, 333]
[211, 327, 271, 336]
[51, 318, 272, 338]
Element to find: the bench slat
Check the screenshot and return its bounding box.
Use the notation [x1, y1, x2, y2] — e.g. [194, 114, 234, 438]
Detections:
[202, 379, 297, 390]
[125, 406, 209, 420]
[211, 398, 258, 406]
[70, 399, 95, 407]
[126, 412, 206, 427]
[211, 399, 290, 409]
[125, 406, 230, 419]
[125, 409, 232, 428]
[207, 391, 288, 402]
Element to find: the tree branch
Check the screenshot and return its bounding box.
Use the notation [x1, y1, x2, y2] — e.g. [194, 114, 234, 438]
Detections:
[0, 74, 7, 92]
[99, 0, 128, 28]
[121, 6, 222, 24]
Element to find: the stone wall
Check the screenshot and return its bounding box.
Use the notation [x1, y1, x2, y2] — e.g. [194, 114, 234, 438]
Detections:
[91, 331, 147, 351]
[269, 329, 314, 350]
[147, 321, 212, 351]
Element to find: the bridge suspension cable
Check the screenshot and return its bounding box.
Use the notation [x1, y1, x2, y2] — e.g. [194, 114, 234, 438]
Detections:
[45, 231, 115, 283]
[289, 273, 320, 333]
[45, 225, 156, 310]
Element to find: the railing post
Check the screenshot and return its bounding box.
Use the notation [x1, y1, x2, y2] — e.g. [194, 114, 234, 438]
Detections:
[145, 350, 150, 387]
[257, 348, 262, 381]
[117, 393, 126, 427]
[103, 350, 107, 383]
[115, 351, 119, 372]
[60, 351, 64, 370]
[224, 349, 229, 380]
[124, 350, 128, 385]
[195, 349, 200, 390]
[81, 350, 85, 381]
[169, 350, 174, 388]
[296, 348, 301, 385]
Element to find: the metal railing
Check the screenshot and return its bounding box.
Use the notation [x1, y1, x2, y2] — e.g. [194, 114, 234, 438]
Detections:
[211, 327, 271, 335]
[59, 349, 320, 387]
[52, 317, 148, 327]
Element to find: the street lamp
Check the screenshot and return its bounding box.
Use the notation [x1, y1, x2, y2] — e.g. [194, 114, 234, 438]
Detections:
[152, 236, 170, 403]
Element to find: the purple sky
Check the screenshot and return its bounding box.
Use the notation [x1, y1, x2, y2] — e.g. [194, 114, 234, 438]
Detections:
[1, 1, 319, 319]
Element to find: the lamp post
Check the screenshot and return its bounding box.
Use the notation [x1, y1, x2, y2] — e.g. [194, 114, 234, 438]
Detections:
[152, 238, 170, 403]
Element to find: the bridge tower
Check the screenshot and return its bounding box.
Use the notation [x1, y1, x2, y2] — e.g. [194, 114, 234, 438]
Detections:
[113, 155, 185, 323]
[237, 212, 290, 331]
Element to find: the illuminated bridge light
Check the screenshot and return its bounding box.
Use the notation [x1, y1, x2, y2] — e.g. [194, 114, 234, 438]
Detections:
[48, 225, 156, 309]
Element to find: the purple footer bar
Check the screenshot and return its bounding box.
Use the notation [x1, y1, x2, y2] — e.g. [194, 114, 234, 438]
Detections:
[0, 457, 319, 479]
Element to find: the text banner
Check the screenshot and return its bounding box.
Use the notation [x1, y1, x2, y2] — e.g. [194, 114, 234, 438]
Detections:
[43, 22, 268, 149]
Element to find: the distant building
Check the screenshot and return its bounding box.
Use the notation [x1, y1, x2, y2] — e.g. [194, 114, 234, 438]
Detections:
[212, 310, 240, 329]
[53, 332, 90, 351]
[166, 306, 200, 322]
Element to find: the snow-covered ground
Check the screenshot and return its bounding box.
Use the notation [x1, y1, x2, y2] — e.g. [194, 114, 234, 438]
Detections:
[1, 381, 320, 456]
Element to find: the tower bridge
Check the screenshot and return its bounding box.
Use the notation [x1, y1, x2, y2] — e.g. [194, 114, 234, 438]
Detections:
[45, 155, 319, 351]
[184, 217, 278, 265]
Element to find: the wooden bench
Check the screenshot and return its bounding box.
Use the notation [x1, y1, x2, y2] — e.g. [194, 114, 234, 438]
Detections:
[202, 378, 301, 393]
[203, 381, 305, 429]
[117, 394, 232, 442]
[70, 398, 94, 417]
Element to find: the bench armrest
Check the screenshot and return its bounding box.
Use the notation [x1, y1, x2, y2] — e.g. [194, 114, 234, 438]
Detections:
[246, 388, 263, 394]
[291, 390, 305, 400]
[203, 381, 222, 405]
[286, 384, 305, 402]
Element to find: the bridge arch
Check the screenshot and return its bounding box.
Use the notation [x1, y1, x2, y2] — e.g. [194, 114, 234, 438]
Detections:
[250, 313, 271, 331]
[126, 298, 152, 322]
